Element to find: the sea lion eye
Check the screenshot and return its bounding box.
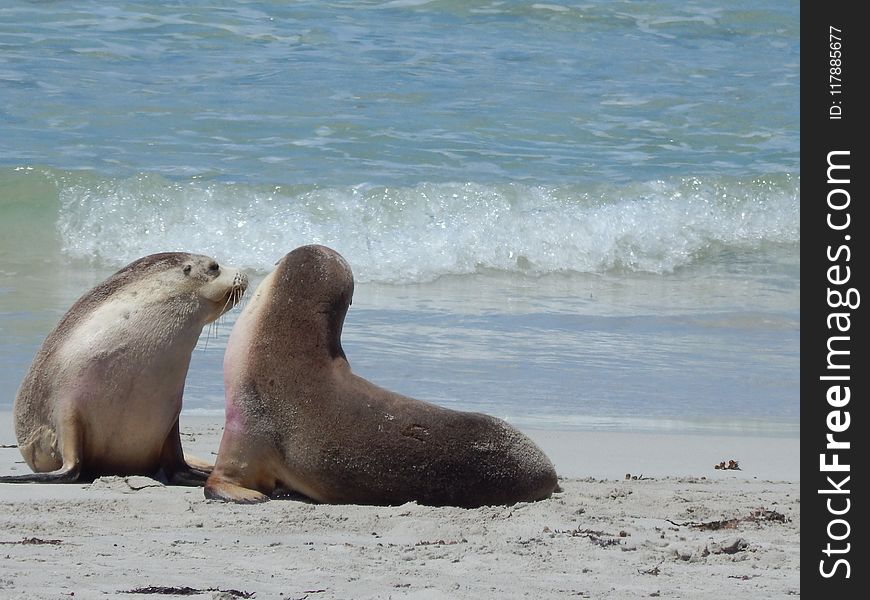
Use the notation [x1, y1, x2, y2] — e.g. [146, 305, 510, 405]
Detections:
[209, 262, 220, 273]
[183, 265, 192, 275]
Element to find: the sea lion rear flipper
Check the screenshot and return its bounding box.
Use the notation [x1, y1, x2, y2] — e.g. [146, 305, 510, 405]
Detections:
[167, 467, 211, 486]
[159, 419, 212, 486]
[183, 453, 214, 473]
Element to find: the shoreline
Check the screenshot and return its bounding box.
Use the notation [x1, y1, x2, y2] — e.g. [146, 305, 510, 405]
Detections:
[1, 411, 799, 483]
[168, 414, 800, 483]
[0, 411, 799, 598]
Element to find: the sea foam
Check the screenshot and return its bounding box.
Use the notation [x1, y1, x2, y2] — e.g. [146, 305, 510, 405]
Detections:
[53, 172, 799, 283]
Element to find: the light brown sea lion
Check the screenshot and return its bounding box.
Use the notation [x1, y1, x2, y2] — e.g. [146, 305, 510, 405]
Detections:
[1, 253, 248, 484]
[205, 244, 558, 507]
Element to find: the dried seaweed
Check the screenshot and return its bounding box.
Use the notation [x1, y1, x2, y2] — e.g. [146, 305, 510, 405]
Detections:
[667, 507, 788, 530]
[0, 537, 63, 545]
[550, 526, 623, 548]
[123, 586, 254, 598]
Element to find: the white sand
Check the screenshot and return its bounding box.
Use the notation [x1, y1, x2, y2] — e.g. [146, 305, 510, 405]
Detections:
[0, 412, 799, 599]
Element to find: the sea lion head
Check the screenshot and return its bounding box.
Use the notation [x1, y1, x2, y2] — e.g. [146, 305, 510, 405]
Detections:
[277, 245, 353, 356]
[274, 244, 354, 312]
[239, 245, 353, 361]
[108, 253, 249, 325]
[180, 254, 249, 322]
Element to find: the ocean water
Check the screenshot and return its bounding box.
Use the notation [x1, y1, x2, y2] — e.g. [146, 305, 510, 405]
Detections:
[0, 1, 799, 436]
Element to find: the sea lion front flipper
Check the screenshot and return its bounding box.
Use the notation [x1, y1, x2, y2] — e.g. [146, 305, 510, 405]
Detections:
[0, 468, 81, 483]
[202, 430, 285, 503]
[0, 416, 83, 484]
[158, 419, 211, 486]
[204, 476, 270, 504]
[0, 463, 82, 483]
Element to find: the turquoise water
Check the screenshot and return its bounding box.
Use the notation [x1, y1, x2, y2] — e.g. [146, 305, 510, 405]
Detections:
[0, 1, 799, 435]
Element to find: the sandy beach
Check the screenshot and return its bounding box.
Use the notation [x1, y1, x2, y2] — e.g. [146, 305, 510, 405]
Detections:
[0, 412, 799, 599]
[1, 2, 800, 597]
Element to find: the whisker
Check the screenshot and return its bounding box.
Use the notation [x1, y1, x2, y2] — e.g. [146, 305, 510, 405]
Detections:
[236, 289, 249, 313]
[203, 286, 244, 354]
[203, 320, 214, 352]
[220, 290, 234, 315]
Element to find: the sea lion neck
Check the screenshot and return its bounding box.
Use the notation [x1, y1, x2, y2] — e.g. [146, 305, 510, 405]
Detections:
[280, 294, 349, 362]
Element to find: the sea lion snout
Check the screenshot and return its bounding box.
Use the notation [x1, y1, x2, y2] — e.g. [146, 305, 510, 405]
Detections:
[232, 270, 249, 291]
[197, 260, 249, 320]
[225, 268, 249, 310]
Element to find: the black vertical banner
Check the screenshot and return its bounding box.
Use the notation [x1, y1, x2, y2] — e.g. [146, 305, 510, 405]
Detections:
[803, 3, 868, 596]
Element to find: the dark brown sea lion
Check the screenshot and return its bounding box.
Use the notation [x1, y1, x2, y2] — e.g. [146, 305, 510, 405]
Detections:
[206, 244, 557, 507]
